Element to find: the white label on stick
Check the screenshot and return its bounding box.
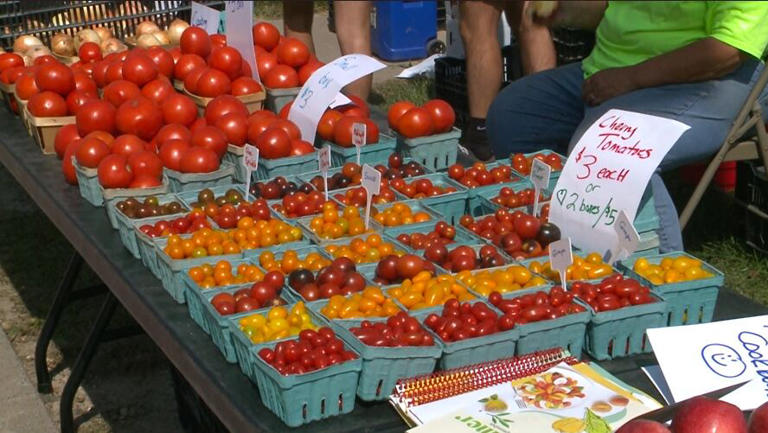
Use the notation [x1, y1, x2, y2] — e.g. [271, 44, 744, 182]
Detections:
[605, 210, 639, 264]
[362, 164, 381, 229]
[318, 145, 331, 199]
[548, 238, 573, 290]
[190, 2, 220, 35]
[549, 109, 689, 253]
[288, 54, 386, 141]
[530, 158, 551, 217]
[225, 1, 259, 82]
[352, 122, 366, 165]
[243, 144, 258, 201]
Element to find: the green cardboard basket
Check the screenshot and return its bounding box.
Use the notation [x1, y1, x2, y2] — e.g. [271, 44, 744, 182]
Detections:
[395, 127, 460, 171]
[72, 159, 103, 206]
[325, 133, 397, 166]
[112, 193, 185, 259]
[164, 162, 235, 193]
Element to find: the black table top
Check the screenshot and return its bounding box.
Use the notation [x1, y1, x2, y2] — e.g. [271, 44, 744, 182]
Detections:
[0, 106, 764, 433]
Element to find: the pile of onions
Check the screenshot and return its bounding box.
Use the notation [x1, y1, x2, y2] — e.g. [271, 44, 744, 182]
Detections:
[93, 26, 112, 42]
[74, 29, 100, 50]
[166, 18, 188, 45]
[13, 34, 42, 54]
[136, 20, 161, 35]
[101, 38, 127, 54]
[23, 45, 51, 65]
[51, 33, 75, 57]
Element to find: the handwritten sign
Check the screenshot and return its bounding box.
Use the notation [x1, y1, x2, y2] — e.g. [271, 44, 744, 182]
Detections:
[362, 164, 381, 229]
[190, 2, 221, 35]
[548, 238, 572, 290]
[647, 315, 768, 410]
[224, 1, 259, 81]
[604, 210, 639, 264]
[530, 158, 551, 217]
[329, 93, 353, 108]
[549, 109, 689, 254]
[288, 54, 385, 141]
[243, 144, 258, 200]
[352, 122, 366, 165]
[318, 145, 331, 199]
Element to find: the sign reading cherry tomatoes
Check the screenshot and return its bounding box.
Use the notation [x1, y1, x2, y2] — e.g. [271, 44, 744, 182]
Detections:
[318, 145, 331, 199]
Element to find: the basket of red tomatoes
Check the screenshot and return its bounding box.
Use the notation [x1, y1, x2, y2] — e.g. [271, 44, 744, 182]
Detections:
[388, 99, 460, 171]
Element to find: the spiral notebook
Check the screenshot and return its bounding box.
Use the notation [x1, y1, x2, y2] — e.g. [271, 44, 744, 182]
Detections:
[389, 349, 662, 432]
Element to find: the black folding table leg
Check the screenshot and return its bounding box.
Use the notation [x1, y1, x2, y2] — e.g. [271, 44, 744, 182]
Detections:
[59, 292, 117, 433]
[35, 251, 83, 393]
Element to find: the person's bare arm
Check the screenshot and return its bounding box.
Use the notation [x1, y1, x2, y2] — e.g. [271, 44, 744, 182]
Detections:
[533, 1, 607, 30]
[507, 1, 556, 74]
[582, 37, 745, 105]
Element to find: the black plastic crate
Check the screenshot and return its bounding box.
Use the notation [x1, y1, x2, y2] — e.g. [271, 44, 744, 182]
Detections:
[745, 205, 768, 256]
[736, 161, 768, 213]
[552, 28, 595, 66]
[0, 0, 224, 51]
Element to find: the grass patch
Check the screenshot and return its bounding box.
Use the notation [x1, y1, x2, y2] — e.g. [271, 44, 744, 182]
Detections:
[370, 76, 434, 108]
[253, 1, 328, 20]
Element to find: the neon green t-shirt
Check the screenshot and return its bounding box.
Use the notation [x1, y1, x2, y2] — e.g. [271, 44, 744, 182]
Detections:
[582, 1, 768, 77]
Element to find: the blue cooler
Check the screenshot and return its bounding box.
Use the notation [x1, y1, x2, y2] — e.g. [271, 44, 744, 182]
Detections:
[371, 1, 438, 61]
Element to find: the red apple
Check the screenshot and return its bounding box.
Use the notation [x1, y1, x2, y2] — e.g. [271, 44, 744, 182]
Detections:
[617, 420, 671, 433]
[671, 397, 747, 433]
[749, 400, 768, 433]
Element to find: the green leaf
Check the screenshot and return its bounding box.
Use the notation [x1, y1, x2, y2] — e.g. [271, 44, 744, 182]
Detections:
[584, 409, 611, 433]
[490, 394, 499, 399]
[479, 398, 489, 403]
[499, 419, 509, 428]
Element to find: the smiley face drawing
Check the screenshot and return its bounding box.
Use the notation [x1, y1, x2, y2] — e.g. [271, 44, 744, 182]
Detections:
[701, 344, 747, 378]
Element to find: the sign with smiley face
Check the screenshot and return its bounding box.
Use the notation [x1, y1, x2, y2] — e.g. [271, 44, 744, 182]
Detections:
[647, 315, 768, 411]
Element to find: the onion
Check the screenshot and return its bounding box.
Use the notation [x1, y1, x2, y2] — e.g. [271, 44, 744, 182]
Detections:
[13, 35, 43, 53]
[92, 26, 113, 43]
[51, 33, 75, 57]
[166, 18, 189, 45]
[102, 38, 127, 54]
[151, 31, 170, 45]
[74, 29, 101, 50]
[136, 20, 160, 36]
[137, 33, 162, 48]
[24, 45, 51, 66]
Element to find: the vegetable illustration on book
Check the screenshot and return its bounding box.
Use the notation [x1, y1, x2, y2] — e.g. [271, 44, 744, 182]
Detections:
[515, 371, 585, 409]
[478, 394, 513, 427]
[551, 409, 611, 433]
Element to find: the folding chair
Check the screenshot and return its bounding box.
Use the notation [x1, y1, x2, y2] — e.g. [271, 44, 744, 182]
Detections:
[679, 63, 768, 230]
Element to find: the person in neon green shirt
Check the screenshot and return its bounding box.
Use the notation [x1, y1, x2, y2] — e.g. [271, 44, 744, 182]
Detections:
[487, 1, 768, 252]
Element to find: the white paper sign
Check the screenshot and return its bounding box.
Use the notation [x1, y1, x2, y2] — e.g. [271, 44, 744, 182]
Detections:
[548, 237, 572, 290]
[288, 54, 386, 141]
[352, 122, 366, 165]
[530, 158, 551, 217]
[604, 210, 639, 264]
[329, 93, 353, 108]
[549, 109, 689, 254]
[190, 2, 220, 35]
[243, 144, 258, 200]
[224, 1, 259, 82]
[362, 164, 381, 229]
[318, 145, 331, 199]
[647, 315, 768, 410]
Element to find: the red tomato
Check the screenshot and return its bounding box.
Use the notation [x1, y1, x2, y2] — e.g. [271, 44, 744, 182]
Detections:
[54, 124, 81, 159]
[397, 107, 434, 138]
[387, 101, 416, 130]
[97, 154, 133, 188]
[268, 119, 301, 140]
[239, 58, 252, 78]
[213, 113, 248, 146]
[65, 90, 96, 115]
[102, 79, 141, 107]
[423, 99, 455, 133]
[208, 46, 242, 80]
[73, 71, 97, 94]
[104, 61, 123, 83]
[129, 174, 162, 188]
[333, 116, 379, 147]
[278, 100, 293, 119]
[127, 150, 163, 178]
[230, 76, 263, 96]
[255, 50, 277, 79]
[190, 125, 227, 158]
[168, 46, 181, 64]
[62, 138, 81, 184]
[76, 99, 116, 135]
[189, 117, 207, 132]
[145, 46, 174, 77]
[27, 90, 67, 117]
[298, 59, 323, 85]
[140, 77, 173, 105]
[122, 52, 158, 86]
[195, 68, 231, 97]
[173, 54, 206, 81]
[290, 139, 314, 156]
[182, 66, 206, 94]
[208, 33, 226, 48]
[158, 139, 190, 171]
[180, 27, 212, 58]
[246, 115, 275, 143]
[110, 134, 146, 156]
[317, 109, 343, 141]
[204, 94, 248, 124]
[252, 22, 280, 51]
[247, 109, 277, 126]
[255, 127, 291, 159]
[115, 97, 163, 141]
[340, 95, 370, 118]
[0, 66, 25, 85]
[180, 146, 219, 173]
[0, 52, 24, 71]
[14, 74, 40, 100]
[276, 37, 309, 68]
[513, 215, 541, 240]
[74, 136, 110, 168]
[77, 42, 102, 63]
[153, 123, 191, 147]
[91, 60, 111, 88]
[263, 64, 298, 89]
[161, 93, 197, 126]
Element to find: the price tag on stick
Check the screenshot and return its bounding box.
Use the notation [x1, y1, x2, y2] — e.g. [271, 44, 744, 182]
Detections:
[548, 238, 573, 291]
[604, 210, 639, 264]
[530, 158, 551, 217]
[361, 164, 381, 229]
[243, 144, 259, 201]
[352, 122, 366, 165]
[318, 145, 331, 200]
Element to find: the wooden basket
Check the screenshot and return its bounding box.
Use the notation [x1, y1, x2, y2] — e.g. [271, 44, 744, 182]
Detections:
[183, 87, 265, 115]
[13, 91, 32, 136]
[23, 106, 76, 155]
[0, 81, 16, 114]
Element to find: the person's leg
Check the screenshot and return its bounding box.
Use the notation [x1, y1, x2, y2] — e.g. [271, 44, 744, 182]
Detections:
[505, 1, 556, 75]
[487, 61, 585, 158]
[458, 0, 503, 161]
[571, 59, 765, 251]
[334, 1, 372, 101]
[283, 0, 315, 54]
